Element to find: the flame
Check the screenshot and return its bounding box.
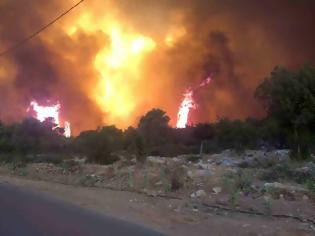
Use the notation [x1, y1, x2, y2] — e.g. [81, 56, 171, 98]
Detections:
[28, 101, 71, 137]
[93, 25, 156, 126]
[29, 101, 61, 125]
[176, 89, 195, 128]
[64, 121, 71, 138]
[64, 10, 157, 127]
[176, 76, 212, 128]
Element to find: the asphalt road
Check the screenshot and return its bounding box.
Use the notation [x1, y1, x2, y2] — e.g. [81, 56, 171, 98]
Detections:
[0, 182, 166, 236]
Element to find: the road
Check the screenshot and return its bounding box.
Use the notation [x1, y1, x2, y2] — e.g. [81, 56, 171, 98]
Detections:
[0, 183, 166, 236]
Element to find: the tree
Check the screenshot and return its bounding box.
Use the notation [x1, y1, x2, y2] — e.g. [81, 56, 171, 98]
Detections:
[124, 126, 144, 160]
[255, 65, 315, 159]
[138, 108, 172, 155]
[75, 125, 123, 164]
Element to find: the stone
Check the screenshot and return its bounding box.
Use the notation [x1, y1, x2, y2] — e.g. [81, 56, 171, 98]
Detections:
[195, 189, 207, 198]
[302, 195, 309, 201]
[212, 187, 222, 194]
[187, 170, 194, 179]
[187, 169, 212, 179]
[195, 161, 212, 170]
[154, 181, 163, 186]
[264, 182, 307, 193]
[190, 189, 206, 198]
[146, 156, 166, 165]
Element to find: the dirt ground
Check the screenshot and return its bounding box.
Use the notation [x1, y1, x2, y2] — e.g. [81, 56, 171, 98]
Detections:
[0, 174, 314, 236]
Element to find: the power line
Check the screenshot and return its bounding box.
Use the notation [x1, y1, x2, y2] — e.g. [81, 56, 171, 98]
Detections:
[0, 0, 85, 57]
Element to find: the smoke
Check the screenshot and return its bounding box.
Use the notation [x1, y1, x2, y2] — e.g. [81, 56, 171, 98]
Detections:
[0, 0, 314, 133]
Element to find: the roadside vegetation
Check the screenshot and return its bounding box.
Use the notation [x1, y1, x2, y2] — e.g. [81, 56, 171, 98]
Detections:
[0, 65, 314, 165]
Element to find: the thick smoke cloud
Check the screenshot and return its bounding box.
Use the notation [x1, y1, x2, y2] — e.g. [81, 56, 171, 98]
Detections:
[0, 0, 314, 133]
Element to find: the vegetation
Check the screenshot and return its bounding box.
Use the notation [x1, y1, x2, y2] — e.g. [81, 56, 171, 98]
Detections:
[0, 65, 314, 164]
[255, 64, 315, 159]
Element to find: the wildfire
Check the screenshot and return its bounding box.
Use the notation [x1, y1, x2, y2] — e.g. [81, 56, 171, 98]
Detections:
[29, 101, 60, 125]
[93, 25, 156, 126]
[176, 90, 195, 128]
[64, 121, 71, 138]
[176, 76, 212, 128]
[65, 10, 157, 127]
[28, 101, 71, 137]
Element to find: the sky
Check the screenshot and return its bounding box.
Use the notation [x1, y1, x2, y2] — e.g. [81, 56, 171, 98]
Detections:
[0, 0, 314, 134]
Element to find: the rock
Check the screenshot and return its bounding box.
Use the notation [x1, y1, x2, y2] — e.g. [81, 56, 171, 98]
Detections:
[212, 187, 222, 194]
[187, 169, 212, 179]
[196, 169, 212, 177]
[170, 157, 182, 163]
[181, 164, 188, 170]
[273, 149, 290, 160]
[154, 181, 163, 186]
[264, 182, 307, 193]
[145, 190, 158, 197]
[195, 189, 207, 198]
[73, 156, 87, 164]
[195, 161, 212, 170]
[293, 163, 315, 183]
[187, 170, 194, 179]
[190, 192, 196, 198]
[190, 190, 206, 198]
[146, 156, 166, 165]
[298, 223, 312, 232]
[302, 195, 309, 201]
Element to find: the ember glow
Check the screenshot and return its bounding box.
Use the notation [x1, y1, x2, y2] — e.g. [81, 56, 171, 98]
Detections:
[176, 77, 212, 128]
[28, 101, 71, 137]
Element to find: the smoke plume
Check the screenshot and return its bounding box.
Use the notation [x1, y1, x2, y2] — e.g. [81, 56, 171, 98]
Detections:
[0, 0, 314, 134]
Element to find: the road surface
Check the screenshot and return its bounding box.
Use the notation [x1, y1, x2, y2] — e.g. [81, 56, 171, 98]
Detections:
[0, 182, 166, 236]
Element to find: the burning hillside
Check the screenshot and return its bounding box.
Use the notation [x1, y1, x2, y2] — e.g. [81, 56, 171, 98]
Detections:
[0, 0, 314, 134]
